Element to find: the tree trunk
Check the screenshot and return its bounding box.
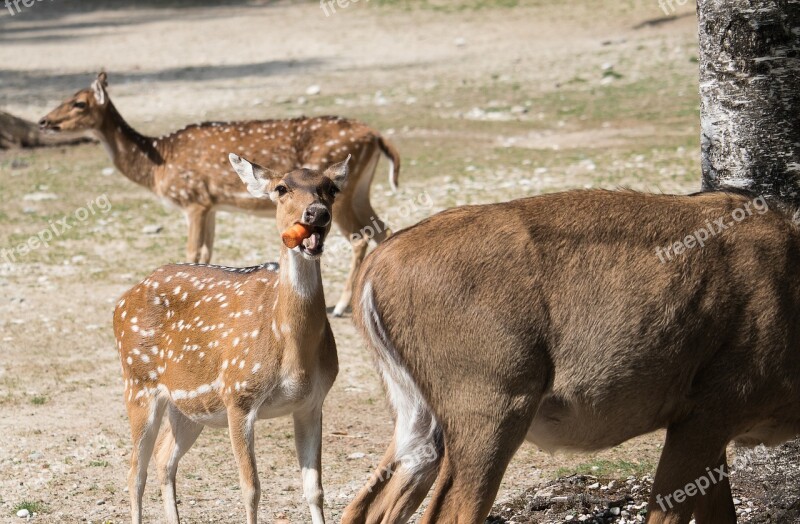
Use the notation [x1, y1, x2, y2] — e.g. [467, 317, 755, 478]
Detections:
[0, 111, 93, 149]
[698, 0, 800, 204]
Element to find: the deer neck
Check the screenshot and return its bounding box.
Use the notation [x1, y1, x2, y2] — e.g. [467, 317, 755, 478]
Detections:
[93, 102, 160, 190]
[273, 248, 327, 350]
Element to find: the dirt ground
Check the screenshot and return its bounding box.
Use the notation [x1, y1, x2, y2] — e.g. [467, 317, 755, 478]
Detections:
[0, 1, 703, 522]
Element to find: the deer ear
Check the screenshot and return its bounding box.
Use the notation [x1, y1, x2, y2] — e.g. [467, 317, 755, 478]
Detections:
[325, 154, 350, 191]
[91, 74, 107, 106]
[229, 153, 282, 199]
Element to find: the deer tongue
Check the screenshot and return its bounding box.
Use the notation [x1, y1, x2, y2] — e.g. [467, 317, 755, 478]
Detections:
[303, 232, 321, 250]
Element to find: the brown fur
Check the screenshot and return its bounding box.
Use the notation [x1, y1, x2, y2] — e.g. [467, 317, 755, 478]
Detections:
[343, 189, 800, 524]
[42, 73, 400, 315]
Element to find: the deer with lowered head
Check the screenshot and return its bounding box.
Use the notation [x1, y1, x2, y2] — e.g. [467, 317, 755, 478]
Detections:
[113, 154, 350, 524]
[341, 188, 800, 524]
[42, 72, 400, 316]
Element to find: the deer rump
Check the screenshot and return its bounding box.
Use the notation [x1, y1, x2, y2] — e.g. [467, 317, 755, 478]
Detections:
[355, 188, 800, 458]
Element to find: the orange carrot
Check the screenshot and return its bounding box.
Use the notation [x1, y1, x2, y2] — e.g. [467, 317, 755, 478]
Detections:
[281, 223, 313, 249]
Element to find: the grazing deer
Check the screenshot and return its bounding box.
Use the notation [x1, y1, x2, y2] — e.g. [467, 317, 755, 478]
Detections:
[42, 73, 400, 316]
[342, 189, 800, 524]
[113, 154, 349, 524]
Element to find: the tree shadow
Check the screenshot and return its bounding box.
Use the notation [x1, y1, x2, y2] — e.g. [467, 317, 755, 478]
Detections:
[0, 58, 326, 103]
[0, 0, 283, 42]
[632, 11, 695, 30]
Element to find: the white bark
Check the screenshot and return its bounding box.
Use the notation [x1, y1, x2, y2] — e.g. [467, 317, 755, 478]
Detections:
[698, 0, 800, 202]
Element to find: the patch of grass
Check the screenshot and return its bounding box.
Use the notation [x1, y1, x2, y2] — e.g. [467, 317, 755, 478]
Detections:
[555, 459, 655, 479]
[89, 460, 110, 468]
[12, 501, 46, 515]
[30, 395, 47, 405]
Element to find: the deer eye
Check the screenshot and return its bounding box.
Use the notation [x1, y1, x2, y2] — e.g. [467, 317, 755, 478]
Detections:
[329, 186, 340, 197]
[274, 185, 288, 197]
[73, 101, 87, 109]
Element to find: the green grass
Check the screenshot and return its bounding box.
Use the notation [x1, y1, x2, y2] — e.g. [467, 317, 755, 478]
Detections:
[29, 395, 46, 405]
[555, 458, 656, 479]
[12, 501, 46, 515]
[89, 460, 110, 468]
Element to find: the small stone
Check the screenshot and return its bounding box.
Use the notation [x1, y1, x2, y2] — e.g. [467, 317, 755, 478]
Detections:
[588, 482, 600, 489]
[16, 509, 29, 518]
[102, 167, 115, 176]
[305, 85, 321, 96]
[609, 507, 621, 516]
[454, 37, 466, 47]
[23, 192, 58, 201]
[96, 499, 105, 505]
[348, 452, 366, 460]
[142, 225, 163, 235]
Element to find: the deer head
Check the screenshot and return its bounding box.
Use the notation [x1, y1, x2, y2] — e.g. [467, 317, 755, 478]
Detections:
[228, 153, 349, 260]
[39, 72, 109, 132]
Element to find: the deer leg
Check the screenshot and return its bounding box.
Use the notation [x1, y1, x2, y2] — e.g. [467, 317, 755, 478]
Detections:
[155, 405, 204, 524]
[227, 407, 260, 524]
[332, 208, 370, 317]
[200, 210, 216, 264]
[293, 406, 326, 524]
[126, 395, 166, 524]
[418, 401, 535, 524]
[334, 235, 368, 317]
[342, 434, 441, 524]
[692, 453, 737, 524]
[185, 206, 209, 264]
[646, 418, 733, 524]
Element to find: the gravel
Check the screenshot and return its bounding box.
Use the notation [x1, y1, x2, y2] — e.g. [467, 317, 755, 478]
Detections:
[488, 439, 800, 523]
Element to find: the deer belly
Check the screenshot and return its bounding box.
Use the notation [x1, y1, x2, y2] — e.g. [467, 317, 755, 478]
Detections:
[256, 374, 329, 419]
[184, 408, 229, 428]
[526, 393, 661, 453]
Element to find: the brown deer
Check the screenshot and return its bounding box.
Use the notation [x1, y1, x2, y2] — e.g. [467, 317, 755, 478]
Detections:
[113, 154, 349, 524]
[341, 189, 800, 524]
[41, 72, 400, 316]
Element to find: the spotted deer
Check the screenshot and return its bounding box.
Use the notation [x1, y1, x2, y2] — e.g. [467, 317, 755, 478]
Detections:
[113, 154, 350, 524]
[42, 72, 400, 316]
[342, 189, 800, 524]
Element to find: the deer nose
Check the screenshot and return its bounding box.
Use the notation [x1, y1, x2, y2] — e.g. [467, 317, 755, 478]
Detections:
[38, 117, 49, 128]
[303, 204, 331, 227]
